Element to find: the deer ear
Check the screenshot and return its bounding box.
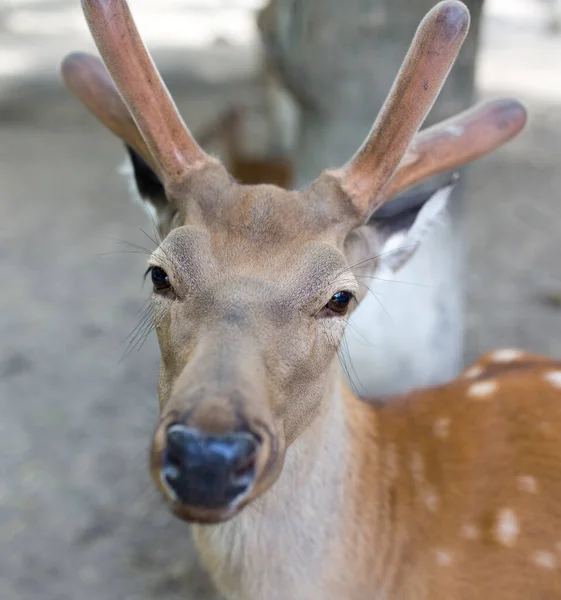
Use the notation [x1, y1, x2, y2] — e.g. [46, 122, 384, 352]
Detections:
[121, 146, 177, 237]
[345, 180, 455, 282]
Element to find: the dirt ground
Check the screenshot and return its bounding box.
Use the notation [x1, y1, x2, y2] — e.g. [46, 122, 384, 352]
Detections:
[0, 1, 560, 599]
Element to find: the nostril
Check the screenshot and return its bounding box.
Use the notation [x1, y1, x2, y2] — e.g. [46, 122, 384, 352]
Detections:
[233, 453, 256, 478]
[228, 433, 259, 481]
[165, 424, 197, 466]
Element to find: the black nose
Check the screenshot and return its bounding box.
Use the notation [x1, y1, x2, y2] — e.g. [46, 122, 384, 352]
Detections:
[161, 425, 259, 509]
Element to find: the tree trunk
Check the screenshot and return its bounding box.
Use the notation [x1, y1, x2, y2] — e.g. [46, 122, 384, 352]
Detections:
[259, 0, 484, 395]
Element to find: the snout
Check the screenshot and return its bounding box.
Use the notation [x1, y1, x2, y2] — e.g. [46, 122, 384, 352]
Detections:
[160, 425, 260, 511]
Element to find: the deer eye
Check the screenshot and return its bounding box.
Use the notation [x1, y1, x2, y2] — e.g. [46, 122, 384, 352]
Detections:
[326, 291, 353, 315]
[150, 266, 170, 292]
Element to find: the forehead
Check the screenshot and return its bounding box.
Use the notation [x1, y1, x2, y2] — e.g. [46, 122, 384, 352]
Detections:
[177, 166, 353, 244]
[151, 173, 359, 301]
[157, 224, 351, 291]
[162, 172, 350, 264]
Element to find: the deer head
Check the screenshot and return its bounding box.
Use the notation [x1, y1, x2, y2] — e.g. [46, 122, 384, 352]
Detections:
[62, 0, 526, 524]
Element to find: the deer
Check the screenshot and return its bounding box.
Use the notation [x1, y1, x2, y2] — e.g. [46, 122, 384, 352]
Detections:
[60, 0, 561, 598]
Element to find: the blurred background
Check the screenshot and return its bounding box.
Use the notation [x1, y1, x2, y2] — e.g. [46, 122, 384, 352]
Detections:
[0, 0, 560, 598]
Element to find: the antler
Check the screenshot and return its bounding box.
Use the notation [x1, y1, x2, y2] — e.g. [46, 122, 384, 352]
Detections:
[60, 52, 160, 177]
[329, 0, 470, 219]
[376, 98, 528, 204]
[81, 0, 213, 187]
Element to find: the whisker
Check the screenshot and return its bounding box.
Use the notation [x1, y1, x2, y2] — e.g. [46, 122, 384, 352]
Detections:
[100, 236, 156, 255]
[346, 244, 418, 273]
[119, 301, 166, 362]
[140, 228, 161, 249]
[357, 281, 392, 321]
[338, 342, 360, 397]
[339, 336, 366, 396]
[123, 303, 153, 342]
[94, 250, 153, 257]
[342, 317, 374, 347]
[328, 244, 419, 287]
[140, 228, 172, 263]
[144, 210, 164, 245]
[355, 275, 428, 288]
[322, 328, 361, 397]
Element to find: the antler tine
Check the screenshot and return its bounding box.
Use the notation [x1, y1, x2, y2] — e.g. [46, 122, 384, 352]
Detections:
[330, 0, 470, 219]
[60, 52, 160, 177]
[81, 0, 212, 188]
[377, 98, 527, 204]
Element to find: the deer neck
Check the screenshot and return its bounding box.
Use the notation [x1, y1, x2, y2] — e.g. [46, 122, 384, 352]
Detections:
[191, 362, 409, 600]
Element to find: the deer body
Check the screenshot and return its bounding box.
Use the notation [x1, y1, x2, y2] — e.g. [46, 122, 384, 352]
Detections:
[61, 1, 544, 598]
[193, 352, 561, 600]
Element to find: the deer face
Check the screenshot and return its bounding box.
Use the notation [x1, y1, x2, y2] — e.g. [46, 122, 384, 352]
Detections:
[121, 143, 457, 524]
[146, 168, 364, 522]
[141, 159, 458, 523]
[62, 0, 526, 523]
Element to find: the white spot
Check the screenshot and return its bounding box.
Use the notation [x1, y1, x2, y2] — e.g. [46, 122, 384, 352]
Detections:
[445, 124, 464, 137]
[433, 417, 450, 439]
[533, 551, 557, 569]
[410, 452, 440, 512]
[494, 508, 520, 547]
[463, 364, 484, 379]
[517, 475, 538, 494]
[434, 550, 453, 566]
[460, 523, 480, 540]
[424, 489, 439, 512]
[468, 380, 498, 399]
[544, 371, 561, 388]
[491, 349, 524, 362]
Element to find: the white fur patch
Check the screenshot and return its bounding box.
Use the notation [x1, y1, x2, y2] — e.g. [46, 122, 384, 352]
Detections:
[491, 348, 524, 363]
[533, 550, 557, 569]
[467, 380, 497, 399]
[434, 550, 453, 566]
[377, 231, 409, 274]
[433, 417, 450, 439]
[378, 183, 453, 273]
[462, 364, 484, 379]
[118, 156, 160, 224]
[544, 370, 561, 388]
[424, 489, 439, 512]
[493, 508, 519, 547]
[517, 475, 538, 494]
